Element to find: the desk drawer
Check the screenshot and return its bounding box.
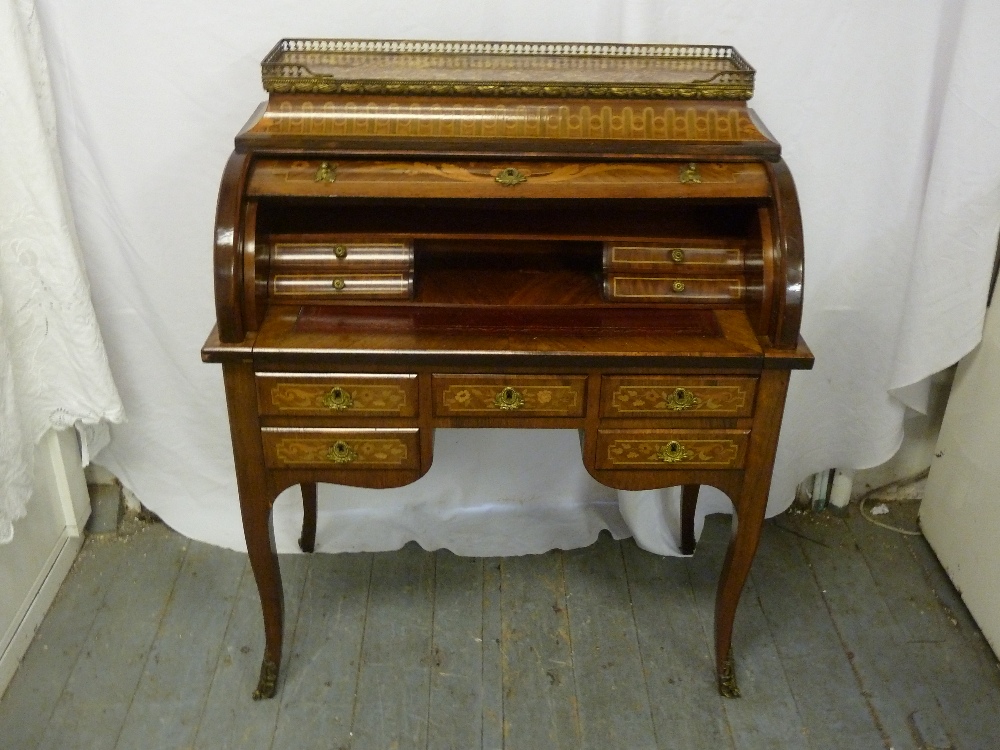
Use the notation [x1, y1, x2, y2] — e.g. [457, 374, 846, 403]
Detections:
[271, 271, 413, 300]
[262, 428, 420, 469]
[433, 375, 586, 416]
[604, 242, 743, 272]
[596, 429, 749, 470]
[601, 376, 756, 418]
[257, 374, 418, 417]
[604, 275, 744, 302]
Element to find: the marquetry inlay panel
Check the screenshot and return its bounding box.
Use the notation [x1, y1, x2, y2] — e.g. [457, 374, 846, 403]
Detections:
[596, 429, 749, 469]
[257, 374, 418, 416]
[602, 376, 756, 418]
[262, 429, 419, 469]
[433, 375, 586, 416]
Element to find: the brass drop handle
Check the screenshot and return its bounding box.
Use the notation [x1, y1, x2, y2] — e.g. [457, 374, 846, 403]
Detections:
[665, 387, 700, 411]
[672, 280, 686, 293]
[322, 386, 354, 410]
[333, 244, 348, 259]
[332, 278, 346, 291]
[495, 166, 527, 187]
[493, 386, 525, 410]
[327, 440, 357, 464]
[655, 441, 693, 463]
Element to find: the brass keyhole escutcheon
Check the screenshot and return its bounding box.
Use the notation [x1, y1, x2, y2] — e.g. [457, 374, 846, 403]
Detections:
[495, 166, 527, 187]
[322, 387, 354, 410]
[672, 280, 686, 293]
[671, 248, 685, 263]
[666, 387, 700, 411]
[679, 162, 702, 184]
[327, 440, 357, 464]
[332, 278, 346, 291]
[334, 244, 348, 259]
[656, 440, 693, 463]
[494, 386, 525, 410]
[315, 161, 338, 183]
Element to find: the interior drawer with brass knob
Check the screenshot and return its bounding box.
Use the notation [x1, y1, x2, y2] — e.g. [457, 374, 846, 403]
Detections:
[595, 428, 749, 470]
[600, 376, 756, 418]
[603, 275, 744, 302]
[432, 375, 587, 417]
[268, 239, 415, 300]
[256, 374, 418, 417]
[262, 427, 420, 469]
[603, 242, 744, 272]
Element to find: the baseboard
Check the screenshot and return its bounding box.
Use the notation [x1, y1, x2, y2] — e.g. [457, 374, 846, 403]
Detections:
[0, 530, 83, 698]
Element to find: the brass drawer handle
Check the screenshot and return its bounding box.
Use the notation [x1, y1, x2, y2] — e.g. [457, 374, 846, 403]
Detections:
[333, 244, 348, 259]
[493, 386, 525, 410]
[495, 166, 527, 187]
[321, 387, 354, 410]
[332, 278, 346, 291]
[326, 440, 357, 464]
[665, 387, 700, 411]
[655, 441, 694, 463]
[672, 280, 686, 293]
[670, 248, 685, 263]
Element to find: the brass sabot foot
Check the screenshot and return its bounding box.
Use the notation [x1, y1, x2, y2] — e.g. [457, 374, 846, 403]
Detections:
[253, 658, 279, 700]
[718, 652, 741, 698]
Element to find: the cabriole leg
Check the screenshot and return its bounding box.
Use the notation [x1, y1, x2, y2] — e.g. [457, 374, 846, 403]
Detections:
[223, 362, 285, 700]
[299, 482, 317, 553]
[680, 484, 699, 555]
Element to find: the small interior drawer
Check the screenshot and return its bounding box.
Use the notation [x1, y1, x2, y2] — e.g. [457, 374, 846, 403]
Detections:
[271, 240, 414, 270]
[603, 275, 744, 302]
[433, 375, 587, 416]
[262, 427, 420, 469]
[257, 373, 418, 417]
[596, 428, 749, 470]
[603, 242, 743, 272]
[601, 376, 756, 418]
[271, 271, 414, 300]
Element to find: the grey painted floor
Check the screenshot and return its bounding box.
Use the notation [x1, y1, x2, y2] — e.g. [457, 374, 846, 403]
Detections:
[2, 502, 999, 750]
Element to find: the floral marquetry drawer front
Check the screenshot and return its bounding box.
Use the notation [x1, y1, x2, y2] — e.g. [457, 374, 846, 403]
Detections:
[432, 375, 587, 416]
[601, 376, 756, 418]
[595, 429, 749, 470]
[261, 428, 420, 470]
[256, 374, 418, 417]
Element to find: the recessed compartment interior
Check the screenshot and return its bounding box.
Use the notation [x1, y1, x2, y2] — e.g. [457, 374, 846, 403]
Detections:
[252, 196, 770, 334]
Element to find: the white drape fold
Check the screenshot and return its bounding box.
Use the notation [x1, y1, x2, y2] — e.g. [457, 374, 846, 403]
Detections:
[0, 0, 124, 543]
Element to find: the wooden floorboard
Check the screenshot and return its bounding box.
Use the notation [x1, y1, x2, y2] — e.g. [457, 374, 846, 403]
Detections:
[36, 525, 188, 750]
[349, 542, 436, 750]
[270, 551, 372, 750]
[427, 552, 486, 750]
[0, 534, 129, 750]
[3, 506, 1000, 750]
[500, 552, 581, 749]
[621, 538, 734, 750]
[192, 554, 309, 750]
[689, 517, 810, 750]
[562, 534, 657, 750]
[754, 519, 886, 749]
[114, 539, 246, 750]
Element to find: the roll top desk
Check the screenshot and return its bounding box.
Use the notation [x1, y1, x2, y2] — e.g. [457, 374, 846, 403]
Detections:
[202, 39, 813, 700]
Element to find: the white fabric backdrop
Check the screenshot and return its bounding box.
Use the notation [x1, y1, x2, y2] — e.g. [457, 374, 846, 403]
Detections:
[33, 1, 1000, 555]
[0, 0, 123, 543]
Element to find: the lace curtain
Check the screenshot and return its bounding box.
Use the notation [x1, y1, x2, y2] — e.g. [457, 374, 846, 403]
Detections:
[0, 0, 124, 543]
